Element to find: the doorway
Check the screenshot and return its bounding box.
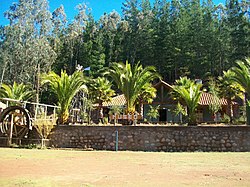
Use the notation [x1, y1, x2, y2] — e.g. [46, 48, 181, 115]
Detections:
[159, 108, 167, 122]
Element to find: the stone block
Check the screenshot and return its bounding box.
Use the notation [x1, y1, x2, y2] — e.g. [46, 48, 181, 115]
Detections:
[225, 143, 232, 147]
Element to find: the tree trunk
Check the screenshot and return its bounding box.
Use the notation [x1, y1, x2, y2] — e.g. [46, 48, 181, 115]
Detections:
[245, 94, 250, 125]
[226, 98, 233, 123]
[0, 58, 7, 86]
[246, 104, 250, 125]
[88, 109, 91, 125]
[36, 63, 40, 104]
[188, 109, 197, 126]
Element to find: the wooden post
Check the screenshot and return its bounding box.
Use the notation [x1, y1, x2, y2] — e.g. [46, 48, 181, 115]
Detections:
[8, 114, 14, 146]
[53, 108, 56, 120]
[45, 106, 47, 120]
[34, 104, 38, 120]
[41, 139, 44, 148]
[134, 113, 137, 126]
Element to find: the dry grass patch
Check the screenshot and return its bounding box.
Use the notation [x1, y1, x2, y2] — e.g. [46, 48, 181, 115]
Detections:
[0, 148, 249, 186]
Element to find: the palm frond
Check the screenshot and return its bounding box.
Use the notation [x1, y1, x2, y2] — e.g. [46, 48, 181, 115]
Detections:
[106, 61, 160, 114]
[41, 70, 87, 124]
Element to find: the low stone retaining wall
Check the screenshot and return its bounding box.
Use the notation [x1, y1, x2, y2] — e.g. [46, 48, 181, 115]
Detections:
[49, 125, 250, 152]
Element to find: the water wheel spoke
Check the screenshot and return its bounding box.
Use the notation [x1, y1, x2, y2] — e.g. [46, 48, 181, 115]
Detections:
[0, 122, 8, 134]
[4, 121, 11, 124]
[12, 125, 18, 136]
[19, 128, 28, 138]
[0, 123, 3, 133]
[2, 121, 10, 132]
[13, 126, 26, 137]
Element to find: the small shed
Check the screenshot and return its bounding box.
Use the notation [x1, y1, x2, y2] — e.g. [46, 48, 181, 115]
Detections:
[197, 92, 238, 122]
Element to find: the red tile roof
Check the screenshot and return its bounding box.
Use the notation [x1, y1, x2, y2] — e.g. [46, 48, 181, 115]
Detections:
[102, 94, 126, 107]
[101, 92, 237, 107]
[199, 92, 237, 106]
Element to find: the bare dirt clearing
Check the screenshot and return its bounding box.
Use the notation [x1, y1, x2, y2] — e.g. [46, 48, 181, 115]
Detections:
[0, 148, 249, 186]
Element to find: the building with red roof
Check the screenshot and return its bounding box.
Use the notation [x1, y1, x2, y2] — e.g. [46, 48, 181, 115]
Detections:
[100, 80, 239, 124]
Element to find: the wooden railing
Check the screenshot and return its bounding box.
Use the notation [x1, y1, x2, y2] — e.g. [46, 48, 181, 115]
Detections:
[109, 114, 143, 120]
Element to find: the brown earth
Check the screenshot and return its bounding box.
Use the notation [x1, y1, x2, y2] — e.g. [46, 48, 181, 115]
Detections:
[0, 148, 249, 187]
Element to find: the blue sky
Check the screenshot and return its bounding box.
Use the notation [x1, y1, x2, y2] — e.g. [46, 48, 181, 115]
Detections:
[0, 0, 224, 26]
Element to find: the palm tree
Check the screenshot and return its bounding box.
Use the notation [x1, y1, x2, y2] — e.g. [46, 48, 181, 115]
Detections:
[41, 70, 87, 124]
[173, 102, 187, 123]
[229, 58, 250, 125]
[208, 78, 221, 123]
[218, 70, 244, 123]
[172, 78, 202, 125]
[0, 82, 34, 103]
[106, 61, 160, 115]
[175, 76, 193, 88]
[137, 82, 157, 116]
[171, 77, 193, 101]
[89, 77, 115, 123]
[89, 77, 115, 108]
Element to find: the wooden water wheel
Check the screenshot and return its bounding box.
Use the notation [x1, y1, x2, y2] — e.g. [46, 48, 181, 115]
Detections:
[0, 106, 32, 145]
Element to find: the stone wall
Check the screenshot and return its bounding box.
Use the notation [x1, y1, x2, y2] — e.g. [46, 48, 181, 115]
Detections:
[49, 125, 250, 152]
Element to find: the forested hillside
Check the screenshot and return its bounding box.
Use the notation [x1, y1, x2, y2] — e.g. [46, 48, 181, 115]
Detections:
[0, 0, 249, 86]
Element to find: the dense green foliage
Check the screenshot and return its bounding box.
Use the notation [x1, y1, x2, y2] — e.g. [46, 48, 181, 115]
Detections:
[229, 58, 250, 124]
[41, 70, 87, 124]
[106, 61, 159, 114]
[218, 70, 243, 122]
[172, 78, 202, 125]
[0, 0, 249, 86]
[147, 105, 160, 122]
[88, 77, 115, 107]
[0, 82, 34, 101]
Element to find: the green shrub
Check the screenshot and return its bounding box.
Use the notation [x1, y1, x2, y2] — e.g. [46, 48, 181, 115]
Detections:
[221, 114, 230, 123]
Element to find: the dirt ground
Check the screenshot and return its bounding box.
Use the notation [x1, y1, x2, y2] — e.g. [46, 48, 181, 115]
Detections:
[0, 148, 249, 187]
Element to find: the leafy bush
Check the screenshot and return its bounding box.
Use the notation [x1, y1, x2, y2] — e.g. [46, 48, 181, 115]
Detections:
[221, 114, 230, 123]
[33, 115, 56, 139]
[147, 105, 159, 122]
